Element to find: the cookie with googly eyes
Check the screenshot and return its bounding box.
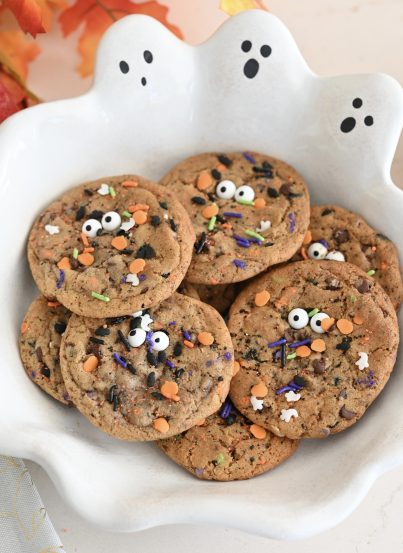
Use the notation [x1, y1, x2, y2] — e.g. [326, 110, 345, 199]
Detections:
[228, 260, 399, 439]
[159, 152, 310, 284]
[19, 296, 72, 405]
[60, 293, 234, 441]
[27, 176, 195, 318]
[157, 398, 298, 481]
[295, 204, 403, 309]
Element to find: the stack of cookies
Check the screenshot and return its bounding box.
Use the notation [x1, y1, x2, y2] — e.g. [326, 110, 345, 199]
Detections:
[20, 152, 402, 482]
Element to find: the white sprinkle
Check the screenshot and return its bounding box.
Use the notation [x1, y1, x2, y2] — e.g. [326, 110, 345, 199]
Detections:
[97, 183, 110, 196]
[163, 213, 169, 220]
[139, 314, 153, 331]
[280, 408, 298, 422]
[325, 250, 345, 262]
[45, 224, 59, 235]
[256, 220, 271, 233]
[355, 351, 369, 371]
[285, 390, 301, 402]
[126, 273, 140, 287]
[250, 396, 264, 411]
[120, 218, 135, 231]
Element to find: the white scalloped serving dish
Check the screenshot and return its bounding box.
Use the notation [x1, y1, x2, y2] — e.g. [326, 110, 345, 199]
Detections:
[0, 10, 402, 540]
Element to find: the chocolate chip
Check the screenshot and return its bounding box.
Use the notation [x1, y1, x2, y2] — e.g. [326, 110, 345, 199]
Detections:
[355, 279, 370, 294]
[136, 244, 156, 259]
[126, 362, 136, 375]
[117, 330, 131, 352]
[151, 391, 164, 400]
[333, 228, 350, 245]
[130, 317, 142, 329]
[84, 188, 93, 196]
[169, 219, 178, 232]
[159, 201, 168, 210]
[157, 351, 167, 364]
[107, 316, 129, 325]
[75, 205, 86, 221]
[225, 414, 236, 426]
[336, 338, 351, 352]
[293, 375, 306, 387]
[321, 208, 334, 216]
[54, 322, 67, 335]
[338, 389, 348, 400]
[36, 347, 43, 363]
[161, 272, 170, 278]
[195, 232, 207, 255]
[267, 187, 279, 198]
[108, 385, 117, 403]
[40, 366, 50, 378]
[88, 210, 103, 220]
[147, 352, 158, 367]
[217, 154, 232, 167]
[284, 328, 295, 342]
[245, 348, 258, 360]
[95, 327, 110, 336]
[174, 368, 185, 378]
[90, 337, 105, 345]
[325, 277, 341, 291]
[312, 359, 326, 374]
[147, 371, 156, 387]
[376, 233, 390, 241]
[211, 169, 221, 180]
[191, 196, 206, 205]
[150, 215, 161, 226]
[340, 405, 355, 420]
[280, 183, 292, 197]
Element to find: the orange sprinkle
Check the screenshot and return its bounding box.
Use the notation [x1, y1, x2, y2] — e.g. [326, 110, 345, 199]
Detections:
[220, 223, 232, 230]
[129, 259, 146, 274]
[311, 338, 326, 353]
[41, 249, 53, 259]
[83, 247, 95, 253]
[337, 319, 354, 335]
[303, 230, 312, 245]
[21, 321, 28, 334]
[361, 335, 370, 343]
[77, 252, 94, 266]
[353, 314, 364, 325]
[83, 355, 98, 372]
[122, 179, 138, 188]
[254, 197, 266, 209]
[160, 380, 180, 401]
[216, 163, 227, 172]
[202, 204, 219, 219]
[183, 339, 194, 349]
[321, 317, 335, 332]
[81, 232, 90, 247]
[300, 247, 309, 260]
[153, 417, 169, 433]
[47, 301, 60, 308]
[133, 210, 147, 225]
[254, 290, 270, 307]
[250, 424, 267, 439]
[296, 345, 311, 358]
[195, 419, 206, 426]
[251, 381, 268, 398]
[275, 287, 297, 309]
[197, 171, 213, 190]
[233, 361, 240, 376]
[209, 278, 219, 285]
[197, 331, 214, 346]
[111, 236, 128, 251]
[128, 203, 150, 213]
[57, 257, 71, 270]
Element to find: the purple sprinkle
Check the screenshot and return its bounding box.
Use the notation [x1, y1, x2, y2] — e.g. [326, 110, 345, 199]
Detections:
[224, 351, 232, 361]
[248, 237, 262, 245]
[63, 392, 70, 402]
[206, 360, 214, 367]
[56, 269, 65, 289]
[233, 234, 250, 245]
[166, 359, 175, 369]
[146, 331, 154, 351]
[288, 213, 295, 233]
[31, 371, 36, 378]
[274, 350, 282, 360]
[86, 390, 97, 399]
[355, 370, 376, 388]
[288, 382, 303, 391]
[168, 321, 177, 326]
[242, 152, 256, 164]
[113, 352, 127, 368]
[319, 239, 329, 249]
[139, 274, 147, 281]
[276, 380, 302, 395]
[121, 276, 127, 284]
[268, 338, 287, 348]
[223, 212, 243, 218]
[275, 385, 293, 396]
[289, 338, 312, 348]
[220, 399, 232, 419]
[233, 259, 246, 269]
[183, 330, 192, 341]
[195, 468, 204, 477]
[236, 240, 250, 248]
[188, 370, 193, 377]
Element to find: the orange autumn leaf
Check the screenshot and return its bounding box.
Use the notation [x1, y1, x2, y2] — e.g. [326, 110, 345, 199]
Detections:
[59, 0, 183, 78]
[2, 0, 66, 36]
[220, 0, 268, 16]
[0, 30, 40, 80]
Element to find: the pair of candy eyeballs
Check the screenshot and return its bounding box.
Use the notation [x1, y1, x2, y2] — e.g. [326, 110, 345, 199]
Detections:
[82, 211, 122, 238]
[216, 180, 255, 203]
[127, 329, 169, 350]
[308, 242, 345, 262]
[288, 308, 330, 334]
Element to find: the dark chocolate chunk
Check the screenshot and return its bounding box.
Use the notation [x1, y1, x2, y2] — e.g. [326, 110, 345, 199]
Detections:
[333, 228, 350, 245]
[136, 244, 156, 259]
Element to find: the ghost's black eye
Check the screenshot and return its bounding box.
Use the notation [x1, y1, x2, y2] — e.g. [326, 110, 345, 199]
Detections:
[143, 50, 153, 64]
[119, 60, 129, 74]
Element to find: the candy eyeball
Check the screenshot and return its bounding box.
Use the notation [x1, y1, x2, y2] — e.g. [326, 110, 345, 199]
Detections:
[235, 185, 255, 203]
[216, 180, 236, 200]
[308, 242, 328, 260]
[288, 308, 309, 329]
[82, 218, 102, 238]
[102, 211, 121, 231]
[325, 250, 345, 262]
[127, 328, 146, 347]
[310, 312, 330, 334]
[151, 331, 169, 351]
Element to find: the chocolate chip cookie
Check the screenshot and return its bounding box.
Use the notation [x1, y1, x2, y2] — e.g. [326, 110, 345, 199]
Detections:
[60, 293, 234, 440]
[19, 296, 71, 404]
[160, 152, 310, 284]
[228, 260, 399, 439]
[28, 176, 195, 318]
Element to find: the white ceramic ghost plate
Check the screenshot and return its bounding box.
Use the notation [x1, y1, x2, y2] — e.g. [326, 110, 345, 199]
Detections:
[0, 10, 402, 540]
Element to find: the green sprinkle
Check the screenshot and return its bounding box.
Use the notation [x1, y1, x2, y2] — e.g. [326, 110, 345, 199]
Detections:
[350, 295, 357, 303]
[208, 215, 217, 231]
[367, 269, 376, 276]
[73, 248, 79, 259]
[287, 352, 297, 360]
[91, 291, 110, 302]
[109, 186, 116, 198]
[216, 453, 226, 465]
[122, 211, 132, 218]
[244, 230, 265, 242]
[308, 308, 319, 317]
[237, 199, 255, 206]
